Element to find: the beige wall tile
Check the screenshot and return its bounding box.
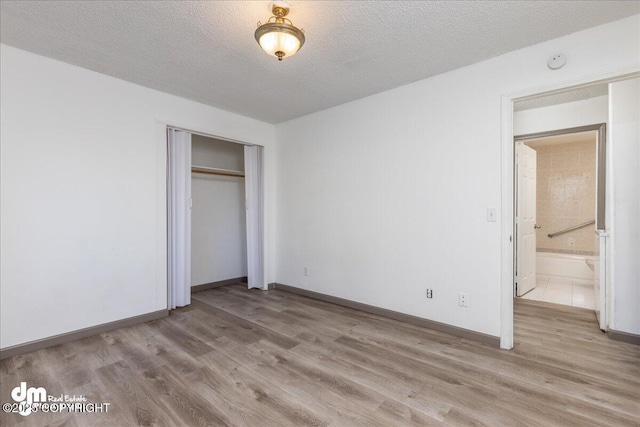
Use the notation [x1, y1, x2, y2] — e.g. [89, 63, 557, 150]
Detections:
[531, 140, 596, 253]
[551, 152, 566, 169]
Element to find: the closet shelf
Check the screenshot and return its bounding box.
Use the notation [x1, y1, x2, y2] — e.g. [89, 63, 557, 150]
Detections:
[191, 165, 245, 178]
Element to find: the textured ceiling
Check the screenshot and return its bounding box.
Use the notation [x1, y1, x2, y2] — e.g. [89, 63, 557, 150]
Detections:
[1, 1, 638, 123]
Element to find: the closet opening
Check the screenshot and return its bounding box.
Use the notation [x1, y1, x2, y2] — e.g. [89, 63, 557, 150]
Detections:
[166, 127, 264, 310]
[191, 135, 248, 292]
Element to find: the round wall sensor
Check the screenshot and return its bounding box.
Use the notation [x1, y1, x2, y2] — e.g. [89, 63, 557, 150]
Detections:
[548, 53, 567, 70]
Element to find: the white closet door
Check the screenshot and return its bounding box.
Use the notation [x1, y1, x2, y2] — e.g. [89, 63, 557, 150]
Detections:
[244, 145, 264, 289]
[167, 128, 192, 309]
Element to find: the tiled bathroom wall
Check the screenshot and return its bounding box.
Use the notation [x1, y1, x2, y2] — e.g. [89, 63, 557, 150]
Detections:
[534, 140, 596, 254]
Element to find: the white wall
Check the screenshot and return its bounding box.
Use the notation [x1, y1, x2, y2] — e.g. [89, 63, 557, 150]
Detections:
[609, 78, 640, 335]
[514, 95, 608, 136]
[191, 136, 247, 286]
[0, 45, 275, 349]
[275, 15, 640, 338]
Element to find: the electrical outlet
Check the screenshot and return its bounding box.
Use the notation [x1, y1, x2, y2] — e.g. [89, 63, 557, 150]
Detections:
[459, 292, 468, 307]
[303, 267, 309, 277]
[426, 289, 433, 299]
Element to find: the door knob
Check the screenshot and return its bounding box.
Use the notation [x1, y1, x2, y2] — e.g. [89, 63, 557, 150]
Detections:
[534, 224, 542, 229]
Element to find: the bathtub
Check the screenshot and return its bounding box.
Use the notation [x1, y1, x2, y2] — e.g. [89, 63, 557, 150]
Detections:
[536, 251, 596, 284]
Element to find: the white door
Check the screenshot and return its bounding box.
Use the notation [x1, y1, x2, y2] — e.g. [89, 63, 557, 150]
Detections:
[244, 145, 264, 289]
[516, 142, 537, 296]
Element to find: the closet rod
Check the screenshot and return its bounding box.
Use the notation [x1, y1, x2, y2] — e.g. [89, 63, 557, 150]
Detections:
[191, 167, 244, 178]
[192, 165, 243, 174]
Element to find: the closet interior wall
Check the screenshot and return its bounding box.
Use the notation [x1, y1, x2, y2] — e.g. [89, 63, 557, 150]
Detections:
[191, 135, 247, 286]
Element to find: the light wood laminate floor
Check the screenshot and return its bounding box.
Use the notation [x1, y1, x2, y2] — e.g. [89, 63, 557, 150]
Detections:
[1, 284, 639, 426]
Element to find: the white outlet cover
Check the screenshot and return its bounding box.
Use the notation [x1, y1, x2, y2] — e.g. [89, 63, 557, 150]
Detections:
[459, 292, 468, 307]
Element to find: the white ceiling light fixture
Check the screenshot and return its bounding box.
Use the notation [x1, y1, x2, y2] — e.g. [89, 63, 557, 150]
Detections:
[255, 1, 305, 61]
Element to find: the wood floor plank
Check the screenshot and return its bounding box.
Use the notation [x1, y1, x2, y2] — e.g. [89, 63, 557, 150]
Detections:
[189, 300, 265, 345]
[196, 348, 328, 427]
[94, 360, 166, 426]
[61, 335, 124, 371]
[298, 331, 560, 426]
[191, 299, 300, 350]
[333, 331, 637, 426]
[65, 372, 132, 427]
[290, 335, 452, 423]
[346, 319, 640, 415]
[128, 323, 205, 376]
[100, 326, 167, 373]
[204, 336, 363, 426]
[2, 286, 639, 427]
[210, 336, 403, 427]
[1, 351, 71, 427]
[139, 365, 231, 426]
[149, 318, 216, 358]
[168, 310, 223, 345]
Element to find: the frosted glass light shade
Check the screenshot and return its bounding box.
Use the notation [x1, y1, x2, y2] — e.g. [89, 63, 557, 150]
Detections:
[255, 22, 305, 61]
[258, 30, 300, 57]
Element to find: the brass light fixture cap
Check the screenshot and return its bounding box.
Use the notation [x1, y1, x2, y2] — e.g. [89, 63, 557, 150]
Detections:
[270, 1, 291, 18]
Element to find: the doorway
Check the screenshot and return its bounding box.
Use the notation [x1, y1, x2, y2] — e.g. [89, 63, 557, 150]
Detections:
[166, 127, 265, 310]
[501, 75, 640, 349]
[514, 126, 605, 316]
